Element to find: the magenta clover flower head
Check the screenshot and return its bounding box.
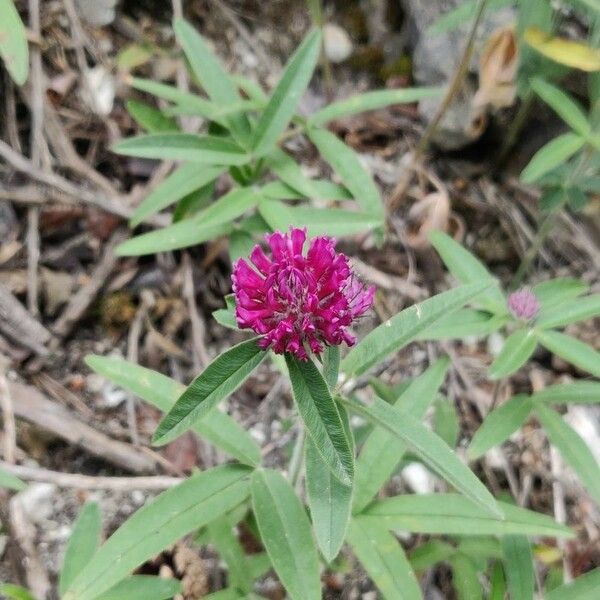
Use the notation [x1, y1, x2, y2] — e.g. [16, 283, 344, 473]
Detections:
[232, 227, 375, 360]
[507, 288, 540, 321]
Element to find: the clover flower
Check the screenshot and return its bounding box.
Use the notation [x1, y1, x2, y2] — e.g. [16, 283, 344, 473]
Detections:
[507, 288, 540, 320]
[232, 228, 375, 360]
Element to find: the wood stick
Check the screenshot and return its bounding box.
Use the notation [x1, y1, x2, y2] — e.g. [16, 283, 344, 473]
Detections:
[7, 380, 159, 473]
[0, 461, 183, 490]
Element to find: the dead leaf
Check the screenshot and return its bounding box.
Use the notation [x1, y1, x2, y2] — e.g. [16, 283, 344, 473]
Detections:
[473, 25, 518, 110]
[406, 190, 451, 250]
[40, 268, 74, 316]
[524, 27, 600, 72]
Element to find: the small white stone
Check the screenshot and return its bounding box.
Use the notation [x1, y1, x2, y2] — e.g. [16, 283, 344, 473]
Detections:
[323, 24, 353, 64]
[402, 462, 436, 494]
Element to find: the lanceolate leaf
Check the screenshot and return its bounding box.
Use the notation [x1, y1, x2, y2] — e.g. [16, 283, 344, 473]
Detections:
[530, 78, 591, 136]
[488, 329, 537, 380]
[531, 382, 600, 405]
[0, 0, 28, 85]
[126, 100, 177, 133]
[448, 554, 482, 600]
[64, 466, 250, 600]
[468, 395, 533, 459]
[502, 536, 534, 600]
[285, 355, 354, 485]
[308, 87, 442, 127]
[532, 278, 588, 310]
[417, 309, 507, 340]
[59, 503, 102, 596]
[341, 396, 501, 517]
[269, 148, 320, 198]
[153, 338, 267, 446]
[353, 357, 450, 512]
[363, 494, 573, 538]
[95, 577, 182, 600]
[536, 294, 600, 329]
[308, 127, 383, 218]
[112, 134, 249, 164]
[251, 29, 321, 156]
[347, 517, 422, 600]
[173, 18, 251, 143]
[535, 403, 600, 506]
[429, 231, 506, 314]
[341, 281, 492, 377]
[129, 164, 224, 226]
[251, 470, 321, 600]
[0, 585, 36, 600]
[520, 132, 586, 184]
[537, 330, 600, 378]
[546, 567, 600, 600]
[259, 200, 382, 238]
[84, 355, 261, 466]
[305, 436, 352, 562]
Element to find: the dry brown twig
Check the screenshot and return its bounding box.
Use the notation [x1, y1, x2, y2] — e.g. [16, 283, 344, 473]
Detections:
[0, 461, 183, 490]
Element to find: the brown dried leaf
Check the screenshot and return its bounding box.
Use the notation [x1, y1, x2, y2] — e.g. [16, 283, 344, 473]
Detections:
[473, 26, 518, 110]
[406, 190, 451, 250]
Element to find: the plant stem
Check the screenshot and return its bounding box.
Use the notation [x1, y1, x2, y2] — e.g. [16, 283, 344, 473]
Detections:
[288, 425, 306, 489]
[387, 0, 490, 212]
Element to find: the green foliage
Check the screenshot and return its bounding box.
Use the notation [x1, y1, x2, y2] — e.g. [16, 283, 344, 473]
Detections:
[114, 18, 442, 257]
[0, 0, 28, 85]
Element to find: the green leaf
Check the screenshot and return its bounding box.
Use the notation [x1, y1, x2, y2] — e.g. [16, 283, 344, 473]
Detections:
[0, 0, 28, 85]
[341, 281, 492, 377]
[269, 148, 321, 198]
[259, 199, 382, 237]
[0, 466, 26, 491]
[251, 30, 321, 155]
[285, 355, 353, 485]
[347, 517, 422, 600]
[228, 230, 255, 263]
[488, 329, 538, 379]
[173, 18, 251, 143]
[112, 134, 249, 164]
[434, 396, 460, 448]
[409, 540, 456, 571]
[546, 567, 600, 600]
[207, 517, 252, 593]
[427, 0, 515, 34]
[322, 345, 340, 390]
[532, 278, 589, 310]
[153, 338, 267, 446]
[307, 128, 383, 218]
[342, 395, 501, 517]
[537, 294, 600, 329]
[417, 308, 507, 340]
[535, 403, 600, 506]
[95, 576, 182, 600]
[363, 494, 574, 538]
[537, 329, 600, 378]
[250, 469, 321, 600]
[429, 231, 507, 314]
[520, 133, 586, 184]
[305, 436, 352, 562]
[0, 585, 36, 600]
[353, 357, 449, 512]
[85, 355, 260, 466]
[116, 187, 261, 256]
[129, 164, 224, 226]
[261, 179, 352, 201]
[531, 382, 600, 405]
[308, 87, 443, 127]
[502, 536, 534, 600]
[489, 561, 507, 600]
[449, 554, 482, 600]
[530, 78, 591, 136]
[128, 77, 224, 122]
[126, 100, 178, 133]
[468, 395, 533, 459]
[59, 503, 102, 596]
[64, 466, 250, 600]
[202, 590, 243, 600]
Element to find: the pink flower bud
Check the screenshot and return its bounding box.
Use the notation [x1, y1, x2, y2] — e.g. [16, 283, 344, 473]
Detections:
[507, 289, 540, 320]
[232, 228, 375, 360]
